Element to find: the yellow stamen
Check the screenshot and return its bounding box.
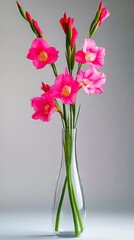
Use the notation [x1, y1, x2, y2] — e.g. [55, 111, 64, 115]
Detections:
[44, 104, 50, 114]
[83, 79, 91, 88]
[61, 85, 71, 97]
[38, 51, 48, 62]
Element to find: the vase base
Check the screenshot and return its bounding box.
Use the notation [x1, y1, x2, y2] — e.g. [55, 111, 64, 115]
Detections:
[55, 231, 82, 238]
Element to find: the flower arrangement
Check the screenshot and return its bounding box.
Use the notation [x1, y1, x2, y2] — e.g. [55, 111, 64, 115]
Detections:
[17, 1, 110, 237]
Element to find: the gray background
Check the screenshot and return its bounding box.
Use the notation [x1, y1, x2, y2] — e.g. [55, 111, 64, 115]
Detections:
[0, 0, 134, 216]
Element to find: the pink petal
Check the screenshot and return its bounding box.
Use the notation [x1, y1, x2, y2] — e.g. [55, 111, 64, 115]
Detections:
[75, 51, 86, 64]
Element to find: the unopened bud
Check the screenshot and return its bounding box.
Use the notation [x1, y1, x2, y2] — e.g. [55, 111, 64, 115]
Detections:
[41, 82, 51, 92]
[33, 20, 43, 37]
[26, 11, 32, 23]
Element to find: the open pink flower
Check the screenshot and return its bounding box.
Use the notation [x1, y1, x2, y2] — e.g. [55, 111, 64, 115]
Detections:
[97, 2, 110, 26]
[77, 65, 106, 95]
[75, 38, 105, 68]
[52, 73, 79, 104]
[31, 93, 55, 122]
[27, 38, 59, 69]
[60, 12, 78, 48]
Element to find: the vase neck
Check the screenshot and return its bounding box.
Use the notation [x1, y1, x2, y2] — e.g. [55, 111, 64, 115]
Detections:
[61, 129, 77, 167]
[62, 128, 77, 146]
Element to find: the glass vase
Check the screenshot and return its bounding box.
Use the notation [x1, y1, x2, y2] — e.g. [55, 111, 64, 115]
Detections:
[52, 128, 86, 237]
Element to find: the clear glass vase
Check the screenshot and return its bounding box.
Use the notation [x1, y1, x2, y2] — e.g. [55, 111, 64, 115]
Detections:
[52, 129, 86, 238]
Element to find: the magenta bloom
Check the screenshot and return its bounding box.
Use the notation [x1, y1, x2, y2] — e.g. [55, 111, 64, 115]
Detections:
[52, 73, 79, 104]
[77, 65, 106, 95]
[27, 38, 59, 69]
[31, 93, 55, 122]
[97, 2, 110, 26]
[75, 38, 105, 68]
[60, 12, 78, 48]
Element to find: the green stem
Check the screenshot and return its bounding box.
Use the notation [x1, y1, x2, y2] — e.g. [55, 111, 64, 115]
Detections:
[77, 63, 82, 74]
[51, 63, 58, 77]
[71, 180, 84, 232]
[70, 105, 73, 129]
[54, 130, 83, 237]
[72, 103, 76, 129]
[74, 104, 81, 128]
[67, 167, 79, 236]
[67, 135, 83, 233]
[54, 176, 67, 231]
[65, 131, 79, 236]
[63, 104, 67, 128]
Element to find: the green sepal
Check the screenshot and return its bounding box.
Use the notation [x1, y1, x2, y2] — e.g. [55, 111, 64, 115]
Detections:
[77, 63, 82, 74]
[89, 6, 102, 36]
[71, 44, 76, 72]
[65, 52, 71, 74]
[66, 37, 71, 58]
[17, 4, 26, 20]
[29, 21, 36, 34]
[89, 23, 98, 38]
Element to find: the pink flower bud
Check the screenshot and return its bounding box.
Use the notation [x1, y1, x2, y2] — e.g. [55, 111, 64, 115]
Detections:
[26, 11, 32, 22]
[16, 1, 22, 9]
[99, 1, 103, 9]
[97, 2, 110, 26]
[32, 19, 43, 36]
[41, 82, 51, 92]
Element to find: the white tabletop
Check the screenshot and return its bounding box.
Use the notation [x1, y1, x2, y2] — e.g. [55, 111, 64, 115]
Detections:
[0, 212, 134, 240]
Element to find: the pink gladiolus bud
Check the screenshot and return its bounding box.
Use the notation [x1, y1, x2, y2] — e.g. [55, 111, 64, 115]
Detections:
[41, 82, 51, 92]
[32, 20, 43, 36]
[16, 1, 21, 9]
[68, 17, 74, 30]
[16, 1, 26, 19]
[26, 11, 32, 22]
[60, 12, 78, 47]
[60, 12, 68, 33]
[97, 2, 110, 26]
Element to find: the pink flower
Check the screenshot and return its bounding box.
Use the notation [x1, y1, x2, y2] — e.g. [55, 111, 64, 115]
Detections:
[77, 65, 106, 95]
[75, 38, 105, 68]
[60, 12, 78, 48]
[52, 73, 79, 104]
[31, 93, 55, 122]
[97, 2, 110, 26]
[27, 38, 59, 69]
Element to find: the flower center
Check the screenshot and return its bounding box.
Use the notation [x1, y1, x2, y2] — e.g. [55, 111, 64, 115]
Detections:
[61, 85, 71, 97]
[38, 51, 48, 62]
[85, 51, 96, 61]
[44, 104, 50, 114]
[83, 79, 91, 88]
